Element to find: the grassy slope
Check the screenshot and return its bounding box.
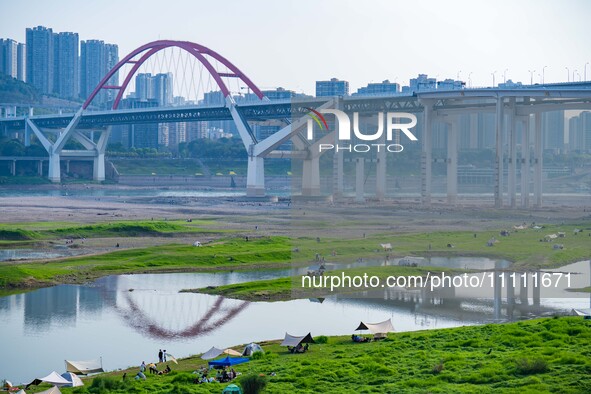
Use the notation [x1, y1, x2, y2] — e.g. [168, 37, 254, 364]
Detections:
[23, 317, 591, 394]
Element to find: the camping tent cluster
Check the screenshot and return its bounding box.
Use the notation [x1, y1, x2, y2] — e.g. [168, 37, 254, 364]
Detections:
[23, 370, 86, 394]
[19, 358, 102, 393]
[201, 347, 243, 360]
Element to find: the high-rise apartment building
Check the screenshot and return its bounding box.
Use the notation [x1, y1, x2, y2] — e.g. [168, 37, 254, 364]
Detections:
[80, 39, 118, 106]
[0, 38, 25, 81]
[53, 32, 79, 99]
[26, 26, 54, 94]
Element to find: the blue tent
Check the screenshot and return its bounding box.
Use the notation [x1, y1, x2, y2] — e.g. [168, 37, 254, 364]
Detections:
[208, 356, 250, 367]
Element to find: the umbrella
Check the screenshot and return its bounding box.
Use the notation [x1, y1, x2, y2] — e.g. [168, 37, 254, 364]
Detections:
[223, 348, 242, 356]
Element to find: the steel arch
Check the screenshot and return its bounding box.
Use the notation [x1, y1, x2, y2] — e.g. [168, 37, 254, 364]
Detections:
[83, 40, 265, 110]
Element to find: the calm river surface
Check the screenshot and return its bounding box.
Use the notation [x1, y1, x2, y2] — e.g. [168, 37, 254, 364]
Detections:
[1, 259, 589, 384]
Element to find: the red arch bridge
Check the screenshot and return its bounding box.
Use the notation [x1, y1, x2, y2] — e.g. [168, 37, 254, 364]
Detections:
[2, 40, 591, 207]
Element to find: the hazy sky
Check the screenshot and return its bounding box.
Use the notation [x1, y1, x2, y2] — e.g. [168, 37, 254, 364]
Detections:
[2, 0, 591, 95]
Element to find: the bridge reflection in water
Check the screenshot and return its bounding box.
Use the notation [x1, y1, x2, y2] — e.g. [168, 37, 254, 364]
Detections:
[7, 260, 588, 340]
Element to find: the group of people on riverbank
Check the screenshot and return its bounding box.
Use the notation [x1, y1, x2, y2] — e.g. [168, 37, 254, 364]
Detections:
[193, 367, 238, 384]
[132, 350, 173, 380]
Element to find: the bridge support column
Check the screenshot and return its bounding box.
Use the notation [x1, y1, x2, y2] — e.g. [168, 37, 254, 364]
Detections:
[376, 128, 386, 200]
[494, 97, 504, 208]
[10, 160, 16, 176]
[24, 122, 31, 147]
[520, 115, 530, 208]
[333, 145, 344, 199]
[420, 100, 433, 206]
[446, 119, 458, 205]
[48, 152, 61, 182]
[38, 160, 43, 176]
[533, 112, 543, 208]
[506, 272, 515, 319]
[356, 157, 365, 202]
[93, 153, 105, 181]
[65, 160, 70, 174]
[520, 273, 528, 305]
[302, 157, 320, 196]
[507, 99, 517, 208]
[246, 156, 265, 197]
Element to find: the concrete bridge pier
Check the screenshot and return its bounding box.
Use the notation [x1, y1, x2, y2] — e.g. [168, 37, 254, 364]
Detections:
[533, 112, 543, 208]
[494, 97, 505, 208]
[93, 153, 105, 182]
[355, 157, 365, 202]
[246, 155, 265, 197]
[48, 152, 61, 182]
[375, 128, 387, 201]
[507, 98, 517, 208]
[420, 100, 434, 206]
[519, 114, 530, 208]
[302, 156, 320, 197]
[446, 117, 458, 205]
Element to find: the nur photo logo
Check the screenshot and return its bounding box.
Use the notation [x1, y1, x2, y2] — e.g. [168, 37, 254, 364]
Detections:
[305, 108, 418, 153]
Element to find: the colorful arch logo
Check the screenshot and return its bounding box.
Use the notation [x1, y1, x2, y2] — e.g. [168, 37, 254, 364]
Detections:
[305, 107, 329, 130]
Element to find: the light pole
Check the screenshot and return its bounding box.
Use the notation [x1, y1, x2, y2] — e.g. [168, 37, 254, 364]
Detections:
[573, 69, 578, 83]
[528, 69, 535, 85]
[576, 71, 581, 82]
[538, 73, 542, 84]
[542, 65, 548, 84]
[565, 67, 570, 82]
[491, 70, 497, 87]
[585, 62, 590, 81]
[503, 68, 509, 83]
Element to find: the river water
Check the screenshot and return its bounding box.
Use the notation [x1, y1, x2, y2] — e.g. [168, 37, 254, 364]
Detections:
[0, 259, 589, 385]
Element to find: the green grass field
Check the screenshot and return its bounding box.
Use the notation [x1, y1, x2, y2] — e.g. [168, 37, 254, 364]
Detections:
[0, 222, 589, 293]
[20, 317, 591, 394]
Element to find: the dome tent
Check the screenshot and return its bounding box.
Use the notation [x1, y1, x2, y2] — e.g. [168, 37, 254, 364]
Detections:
[222, 384, 243, 394]
[242, 343, 264, 356]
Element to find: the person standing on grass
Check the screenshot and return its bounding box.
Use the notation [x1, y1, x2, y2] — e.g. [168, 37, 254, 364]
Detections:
[163, 350, 167, 362]
[158, 349, 163, 363]
[140, 361, 146, 372]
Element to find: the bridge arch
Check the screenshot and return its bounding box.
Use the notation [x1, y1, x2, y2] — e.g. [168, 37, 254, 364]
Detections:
[83, 40, 265, 110]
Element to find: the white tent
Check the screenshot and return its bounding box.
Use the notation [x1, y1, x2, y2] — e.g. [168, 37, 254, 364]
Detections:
[38, 372, 70, 387]
[201, 346, 224, 360]
[37, 386, 62, 394]
[572, 308, 591, 316]
[280, 333, 315, 347]
[65, 358, 104, 374]
[355, 319, 394, 339]
[60, 372, 84, 387]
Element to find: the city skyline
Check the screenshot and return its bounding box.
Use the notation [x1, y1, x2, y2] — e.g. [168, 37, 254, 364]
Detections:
[1, 0, 591, 96]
